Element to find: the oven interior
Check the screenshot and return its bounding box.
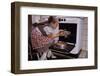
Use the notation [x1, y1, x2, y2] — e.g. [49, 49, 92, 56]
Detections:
[59, 23, 77, 44]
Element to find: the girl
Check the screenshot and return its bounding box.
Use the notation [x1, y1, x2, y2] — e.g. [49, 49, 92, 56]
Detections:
[43, 16, 60, 58]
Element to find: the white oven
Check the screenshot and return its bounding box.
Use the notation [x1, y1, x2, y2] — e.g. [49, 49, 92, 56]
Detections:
[58, 17, 83, 54]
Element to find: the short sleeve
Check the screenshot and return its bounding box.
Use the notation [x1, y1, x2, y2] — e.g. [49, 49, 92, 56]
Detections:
[43, 26, 52, 35]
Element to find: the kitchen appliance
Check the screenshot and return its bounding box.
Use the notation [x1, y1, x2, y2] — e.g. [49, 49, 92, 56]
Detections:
[54, 41, 67, 49]
[57, 17, 83, 54]
[50, 17, 83, 59]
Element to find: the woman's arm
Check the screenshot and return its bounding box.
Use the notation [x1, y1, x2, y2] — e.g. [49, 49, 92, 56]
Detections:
[47, 33, 59, 39]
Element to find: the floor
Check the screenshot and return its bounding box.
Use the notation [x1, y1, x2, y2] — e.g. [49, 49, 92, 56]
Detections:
[78, 50, 88, 58]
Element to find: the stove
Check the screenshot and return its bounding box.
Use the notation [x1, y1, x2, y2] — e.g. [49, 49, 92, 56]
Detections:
[53, 17, 83, 55]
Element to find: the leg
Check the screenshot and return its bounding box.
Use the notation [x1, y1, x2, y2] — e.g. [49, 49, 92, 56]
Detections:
[39, 51, 48, 60]
[47, 49, 56, 58]
[37, 47, 48, 60]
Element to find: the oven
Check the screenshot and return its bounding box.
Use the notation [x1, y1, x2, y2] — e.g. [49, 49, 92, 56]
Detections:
[51, 17, 83, 58]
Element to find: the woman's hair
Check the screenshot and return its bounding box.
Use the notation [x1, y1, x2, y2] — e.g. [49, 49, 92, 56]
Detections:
[48, 16, 57, 23]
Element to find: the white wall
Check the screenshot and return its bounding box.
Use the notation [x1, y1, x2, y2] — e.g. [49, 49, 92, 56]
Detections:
[32, 15, 49, 23]
[0, 0, 100, 76]
[32, 15, 41, 23]
[82, 18, 88, 50]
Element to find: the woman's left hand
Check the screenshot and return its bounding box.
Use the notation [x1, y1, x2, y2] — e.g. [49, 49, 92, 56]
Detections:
[59, 30, 65, 36]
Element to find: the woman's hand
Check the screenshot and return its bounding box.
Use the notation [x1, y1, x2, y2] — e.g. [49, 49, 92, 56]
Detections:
[59, 30, 65, 36]
[47, 33, 59, 38]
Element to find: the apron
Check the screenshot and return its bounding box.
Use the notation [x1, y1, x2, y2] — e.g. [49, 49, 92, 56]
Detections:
[31, 26, 52, 51]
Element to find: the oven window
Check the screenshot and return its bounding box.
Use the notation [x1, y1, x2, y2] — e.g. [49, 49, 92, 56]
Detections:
[59, 23, 77, 44]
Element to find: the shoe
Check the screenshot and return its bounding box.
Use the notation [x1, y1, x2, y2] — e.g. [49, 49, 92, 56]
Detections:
[51, 55, 56, 58]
